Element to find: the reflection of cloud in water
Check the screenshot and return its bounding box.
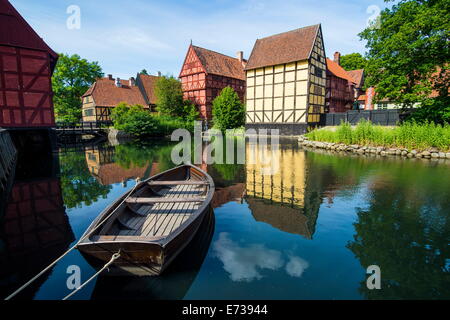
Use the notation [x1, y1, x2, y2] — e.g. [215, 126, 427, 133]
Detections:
[286, 256, 309, 278]
[213, 232, 309, 282]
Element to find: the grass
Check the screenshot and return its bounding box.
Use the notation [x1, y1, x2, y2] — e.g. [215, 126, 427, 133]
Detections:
[306, 120, 450, 151]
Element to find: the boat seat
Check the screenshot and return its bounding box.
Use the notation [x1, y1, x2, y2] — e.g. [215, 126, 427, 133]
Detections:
[126, 197, 205, 204]
[148, 180, 208, 186]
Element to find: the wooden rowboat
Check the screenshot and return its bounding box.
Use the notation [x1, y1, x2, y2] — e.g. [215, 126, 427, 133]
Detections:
[77, 164, 215, 276]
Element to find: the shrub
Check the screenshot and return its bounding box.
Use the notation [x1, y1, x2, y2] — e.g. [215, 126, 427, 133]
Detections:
[111, 103, 159, 137]
[212, 87, 245, 131]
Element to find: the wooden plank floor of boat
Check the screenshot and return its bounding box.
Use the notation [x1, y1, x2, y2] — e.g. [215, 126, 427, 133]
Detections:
[117, 183, 203, 237]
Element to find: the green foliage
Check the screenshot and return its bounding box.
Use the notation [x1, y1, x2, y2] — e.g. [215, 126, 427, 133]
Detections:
[359, 0, 450, 122]
[140, 69, 149, 75]
[111, 103, 159, 137]
[52, 53, 103, 122]
[59, 151, 111, 209]
[181, 99, 200, 123]
[306, 120, 450, 151]
[212, 87, 245, 130]
[111, 102, 196, 137]
[155, 76, 184, 116]
[339, 53, 368, 71]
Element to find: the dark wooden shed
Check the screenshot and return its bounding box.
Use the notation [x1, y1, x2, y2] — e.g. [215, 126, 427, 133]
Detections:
[0, 0, 58, 128]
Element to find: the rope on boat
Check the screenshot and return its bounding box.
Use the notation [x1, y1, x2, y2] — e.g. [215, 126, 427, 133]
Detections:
[4, 179, 141, 300]
[62, 251, 121, 300]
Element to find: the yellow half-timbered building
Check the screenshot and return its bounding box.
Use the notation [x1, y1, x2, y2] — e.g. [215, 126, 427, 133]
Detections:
[245, 24, 326, 135]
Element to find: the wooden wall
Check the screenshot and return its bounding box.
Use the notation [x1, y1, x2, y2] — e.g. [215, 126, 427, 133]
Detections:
[0, 46, 55, 128]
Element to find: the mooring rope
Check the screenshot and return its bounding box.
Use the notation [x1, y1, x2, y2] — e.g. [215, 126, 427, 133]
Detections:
[4, 178, 141, 300]
[62, 251, 121, 300]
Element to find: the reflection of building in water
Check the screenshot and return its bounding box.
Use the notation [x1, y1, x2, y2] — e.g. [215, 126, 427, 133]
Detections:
[212, 183, 245, 209]
[0, 178, 74, 299]
[84, 146, 159, 185]
[245, 142, 322, 239]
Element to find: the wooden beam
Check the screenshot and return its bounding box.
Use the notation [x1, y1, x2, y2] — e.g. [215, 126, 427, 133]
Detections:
[148, 180, 208, 186]
[126, 197, 205, 204]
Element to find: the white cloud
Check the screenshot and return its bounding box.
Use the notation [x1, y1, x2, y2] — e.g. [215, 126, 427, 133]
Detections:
[213, 232, 309, 282]
[285, 256, 309, 278]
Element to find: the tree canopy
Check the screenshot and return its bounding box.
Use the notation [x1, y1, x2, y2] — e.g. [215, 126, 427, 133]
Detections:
[154, 75, 184, 116]
[52, 53, 103, 122]
[339, 53, 368, 71]
[359, 0, 449, 122]
[212, 87, 245, 130]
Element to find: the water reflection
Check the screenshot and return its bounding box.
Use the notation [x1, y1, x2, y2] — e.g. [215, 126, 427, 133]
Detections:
[0, 154, 74, 300]
[213, 232, 309, 282]
[245, 140, 323, 239]
[1, 137, 449, 300]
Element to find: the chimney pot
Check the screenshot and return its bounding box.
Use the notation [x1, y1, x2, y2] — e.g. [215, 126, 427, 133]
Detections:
[157, 71, 162, 77]
[108, 74, 113, 80]
[129, 77, 135, 86]
[115, 77, 122, 87]
[334, 52, 341, 65]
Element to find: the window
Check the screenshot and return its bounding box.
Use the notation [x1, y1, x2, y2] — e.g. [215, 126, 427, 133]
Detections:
[84, 109, 94, 116]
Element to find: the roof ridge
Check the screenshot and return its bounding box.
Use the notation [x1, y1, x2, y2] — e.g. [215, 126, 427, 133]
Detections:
[192, 45, 241, 61]
[256, 24, 320, 41]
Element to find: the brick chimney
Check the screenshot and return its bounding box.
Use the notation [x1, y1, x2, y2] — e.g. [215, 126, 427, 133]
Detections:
[129, 77, 135, 86]
[334, 52, 341, 65]
[108, 74, 113, 80]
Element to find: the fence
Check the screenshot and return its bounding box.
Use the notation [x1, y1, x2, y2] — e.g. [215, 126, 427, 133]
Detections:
[320, 109, 413, 126]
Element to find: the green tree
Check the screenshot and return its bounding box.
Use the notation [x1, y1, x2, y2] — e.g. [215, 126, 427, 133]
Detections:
[154, 76, 184, 116]
[359, 0, 450, 122]
[52, 54, 103, 122]
[140, 69, 149, 75]
[111, 103, 159, 137]
[339, 53, 367, 71]
[212, 87, 245, 130]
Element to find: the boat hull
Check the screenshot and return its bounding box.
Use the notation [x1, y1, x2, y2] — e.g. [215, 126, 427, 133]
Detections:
[78, 205, 211, 276]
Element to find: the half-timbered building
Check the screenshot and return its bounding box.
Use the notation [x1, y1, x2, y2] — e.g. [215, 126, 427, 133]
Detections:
[245, 24, 327, 135]
[0, 0, 58, 129]
[325, 53, 356, 113]
[179, 45, 246, 120]
[81, 73, 160, 122]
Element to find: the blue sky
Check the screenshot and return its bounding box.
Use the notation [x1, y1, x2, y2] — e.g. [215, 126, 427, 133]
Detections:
[10, 0, 389, 79]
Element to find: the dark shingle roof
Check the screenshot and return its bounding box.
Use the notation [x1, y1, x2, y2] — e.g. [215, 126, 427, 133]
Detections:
[245, 24, 320, 70]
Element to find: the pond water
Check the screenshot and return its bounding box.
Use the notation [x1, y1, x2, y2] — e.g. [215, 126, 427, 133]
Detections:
[0, 138, 449, 300]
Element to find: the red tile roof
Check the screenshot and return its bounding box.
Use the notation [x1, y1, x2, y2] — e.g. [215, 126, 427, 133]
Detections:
[347, 69, 364, 88]
[82, 77, 147, 108]
[137, 74, 160, 104]
[0, 0, 58, 68]
[245, 24, 320, 70]
[191, 45, 246, 80]
[326, 58, 354, 82]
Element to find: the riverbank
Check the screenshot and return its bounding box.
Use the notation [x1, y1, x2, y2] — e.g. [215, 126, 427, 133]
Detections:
[299, 135, 450, 160]
[301, 121, 450, 159]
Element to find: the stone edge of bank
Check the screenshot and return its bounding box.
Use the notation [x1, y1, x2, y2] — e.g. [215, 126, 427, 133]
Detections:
[298, 136, 450, 160]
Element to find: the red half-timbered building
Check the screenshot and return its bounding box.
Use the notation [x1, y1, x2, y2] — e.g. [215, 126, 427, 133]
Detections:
[0, 0, 58, 129]
[325, 53, 356, 113]
[179, 45, 246, 120]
